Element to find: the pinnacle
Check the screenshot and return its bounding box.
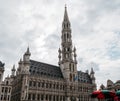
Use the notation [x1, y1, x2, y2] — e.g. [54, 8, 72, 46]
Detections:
[27, 47, 30, 53]
[12, 64, 16, 71]
[25, 46, 31, 55]
[91, 67, 94, 74]
[63, 5, 69, 22]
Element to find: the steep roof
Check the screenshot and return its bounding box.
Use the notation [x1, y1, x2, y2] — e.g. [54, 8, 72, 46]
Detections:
[78, 71, 92, 84]
[29, 60, 92, 83]
[29, 60, 63, 79]
[0, 61, 4, 67]
[0, 61, 5, 71]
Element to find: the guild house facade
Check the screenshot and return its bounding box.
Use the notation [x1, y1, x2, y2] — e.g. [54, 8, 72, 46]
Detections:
[100, 79, 120, 91]
[0, 7, 96, 101]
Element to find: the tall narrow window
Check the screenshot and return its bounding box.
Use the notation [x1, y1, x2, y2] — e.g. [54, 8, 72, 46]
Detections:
[6, 81, 8, 85]
[2, 87, 4, 93]
[1, 95, 3, 100]
[69, 64, 71, 71]
[41, 95, 44, 100]
[67, 48, 69, 52]
[70, 74, 72, 81]
[37, 94, 40, 100]
[28, 94, 31, 100]
[38, 82, 40, 87]
[29, 81, 32, 87]
[32, 94, 35, 100]
[9, 88, 11, 93]
[73, 74, 75, 81]
[33, 81, 36, 87]
[42, 82, 44, 88]
[73, 65, 74, 71]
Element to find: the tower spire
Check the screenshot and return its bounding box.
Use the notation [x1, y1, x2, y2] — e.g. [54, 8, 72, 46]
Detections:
[63, 5, 69, 22]
[61, 6, 73, 62]
[62, 5, 71, 30]
[59, 7, 78, 82]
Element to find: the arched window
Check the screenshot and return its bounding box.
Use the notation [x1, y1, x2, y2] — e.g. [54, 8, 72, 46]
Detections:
[64, 24, 65, 28]
[53, 84, 55, 89]
[73, 74, 75, 81]
[6, 81, 9, 85]
[42, 82, 44, 88]
[33, 81, 36, 87]
[49, 83, 52, 88]
[67, 23, 69, 28]
[73, 65, 74, 71]
[70, 73, 72, 81]
[29, 81, 32, 87]
[37, 94, 40, 100]
[41, 94, 44, 100]
[46, 83, 48, 88]
[38, 82, 40, 87]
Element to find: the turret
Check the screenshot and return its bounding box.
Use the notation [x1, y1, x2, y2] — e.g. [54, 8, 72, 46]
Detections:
[23, 47, 31, 62]
[23, 47, 31, 74]
[73, 46, 77, 64]
[20, 48, 31, 100]
[0, 61, 5, 83]
[16, 58, 23, 75]
[90, 68, 95, 84]
[11, 64, 16, 77]
[90, 68, 97, 91]
[58, 48, 62, 65]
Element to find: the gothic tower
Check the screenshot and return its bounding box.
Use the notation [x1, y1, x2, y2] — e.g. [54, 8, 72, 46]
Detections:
[58, 6, 77, 82]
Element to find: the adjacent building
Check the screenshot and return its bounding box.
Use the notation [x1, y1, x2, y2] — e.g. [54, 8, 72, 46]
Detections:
[0, 63, 15, 101]
[0, 61, 5, 101]
[100, 79, 120, 92]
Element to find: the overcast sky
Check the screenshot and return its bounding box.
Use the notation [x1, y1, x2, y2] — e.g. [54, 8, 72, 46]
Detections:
[0, 0, 120, 89]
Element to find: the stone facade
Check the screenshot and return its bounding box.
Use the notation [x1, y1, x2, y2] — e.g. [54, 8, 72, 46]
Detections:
[1, 7, 97, 101]
[0, 62, 14, 101]
[0, 61, 5, 101]
[100, 79, 120, 91]
[0, 76, 12, 101]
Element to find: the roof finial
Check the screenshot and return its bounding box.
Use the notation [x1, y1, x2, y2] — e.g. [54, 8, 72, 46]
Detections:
[25, 46, 31, 55]
[65, 4, 67, 8]
[63, 4, 69, 22]
[12, 64, 16, 71]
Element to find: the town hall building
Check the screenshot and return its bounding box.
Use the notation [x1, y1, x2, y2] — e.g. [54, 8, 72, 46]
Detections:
[0, 7, 96, 101]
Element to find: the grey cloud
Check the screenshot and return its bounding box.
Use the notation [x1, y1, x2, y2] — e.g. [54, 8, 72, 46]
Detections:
[78, 57, 100, 72]
[33, 14, 45, 20]
[71, 0, 120, 37]
[0, 0, 120, 87]
[43, 32, 60, 49]
[89, 62, 100, 71]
